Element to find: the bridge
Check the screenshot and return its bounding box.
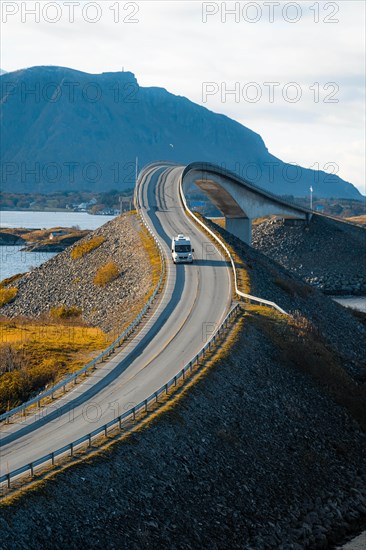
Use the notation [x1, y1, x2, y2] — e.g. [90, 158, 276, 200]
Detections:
[0, 162, 288, 489]
[182, 162, 312, 244]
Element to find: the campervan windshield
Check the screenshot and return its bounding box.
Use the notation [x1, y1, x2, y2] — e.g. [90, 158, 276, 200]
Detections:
[174, 244, 191, 253]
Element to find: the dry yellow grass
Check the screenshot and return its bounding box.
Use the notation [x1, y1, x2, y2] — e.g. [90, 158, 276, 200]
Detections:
[195, 213, 250, 295]
[50, 305, 82, 320]
[139, 224, 162, 294]
[252, 216, 274, 226]
[0, 274, 23, 288]
[0, 288, 18, 308]
[0, 215, 162, 418]
[212, 217, 225, 228]
[23, 228, 86, 242]
[346, 215, 366, 225]
[70, 236, 105, 260]
[93, 262, 120, 287]
[0, 306, 242, 502]
[214, 216, 273, 228]
[0, 319, 109, 413]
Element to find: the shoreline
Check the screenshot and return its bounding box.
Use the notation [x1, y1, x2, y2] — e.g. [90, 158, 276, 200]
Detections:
[332, 296, 366, 313]
[0, 208, 115, 215]
[338, 524, 366, 549]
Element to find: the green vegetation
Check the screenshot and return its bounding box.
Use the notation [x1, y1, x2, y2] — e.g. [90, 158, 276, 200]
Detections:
[93, 261, 120, 287]
[0, 318, 109, 413]
[50, 305, 82, 320]
[0, 288, 18, 308]
[71, 236, 105, 260]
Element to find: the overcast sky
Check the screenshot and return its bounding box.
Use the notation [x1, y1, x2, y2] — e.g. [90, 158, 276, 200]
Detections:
[1, 0, 365, 194]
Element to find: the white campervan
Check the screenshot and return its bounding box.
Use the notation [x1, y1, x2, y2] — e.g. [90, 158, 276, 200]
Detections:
[171, 234, 194, 264]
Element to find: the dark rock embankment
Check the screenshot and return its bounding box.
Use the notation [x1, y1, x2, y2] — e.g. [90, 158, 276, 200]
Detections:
[210, 218, 365, 381]
[0, 214, 153, 333]
[0, 219, 365, 549]
[252, 215, 366, 295]
[0, 319, 365, 549]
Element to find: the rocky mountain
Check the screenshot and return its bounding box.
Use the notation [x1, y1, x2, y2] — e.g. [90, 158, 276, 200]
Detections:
[0, 66, 361, 198]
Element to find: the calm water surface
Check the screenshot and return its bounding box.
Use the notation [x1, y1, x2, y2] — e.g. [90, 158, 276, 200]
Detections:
[333, 296, 366, 313]
[0, 210, 115, 280]
[0, 210, 115, 230]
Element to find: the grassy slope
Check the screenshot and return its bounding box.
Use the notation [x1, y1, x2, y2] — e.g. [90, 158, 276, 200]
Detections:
[0, 214, 162, 413]
[0, 318, 109, 413]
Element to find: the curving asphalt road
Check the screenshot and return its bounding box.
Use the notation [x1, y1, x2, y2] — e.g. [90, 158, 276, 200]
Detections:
[0, 164, 232, 478]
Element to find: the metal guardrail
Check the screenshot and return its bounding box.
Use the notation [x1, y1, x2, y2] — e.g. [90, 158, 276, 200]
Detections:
[0, 303, 240, 489]
[182, 162, 365, 233]
[0, 168, 166, 424]
[179, 172, 288, 315]
[0, 160, 284, 489]
[182, 162, 312, 217]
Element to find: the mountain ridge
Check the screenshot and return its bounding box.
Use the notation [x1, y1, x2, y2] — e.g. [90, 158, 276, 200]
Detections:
[0, 66, 361, 199]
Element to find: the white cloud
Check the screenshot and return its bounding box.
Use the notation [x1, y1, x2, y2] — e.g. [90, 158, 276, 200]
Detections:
[1, 0, 365, 193]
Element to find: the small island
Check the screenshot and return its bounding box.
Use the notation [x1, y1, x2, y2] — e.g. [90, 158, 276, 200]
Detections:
[0, 226, 90, 252]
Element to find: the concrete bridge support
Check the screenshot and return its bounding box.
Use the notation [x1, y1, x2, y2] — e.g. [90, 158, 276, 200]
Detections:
[226, 217, 252, 245]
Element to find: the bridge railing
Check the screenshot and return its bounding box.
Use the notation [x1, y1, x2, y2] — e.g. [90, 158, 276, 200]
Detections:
[179, 172, 288, 315]
[0, 167, 166, 425]
[182, 162, 312, 216]
[0, 161, 285, 489]
[0, 303, 240, 489]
